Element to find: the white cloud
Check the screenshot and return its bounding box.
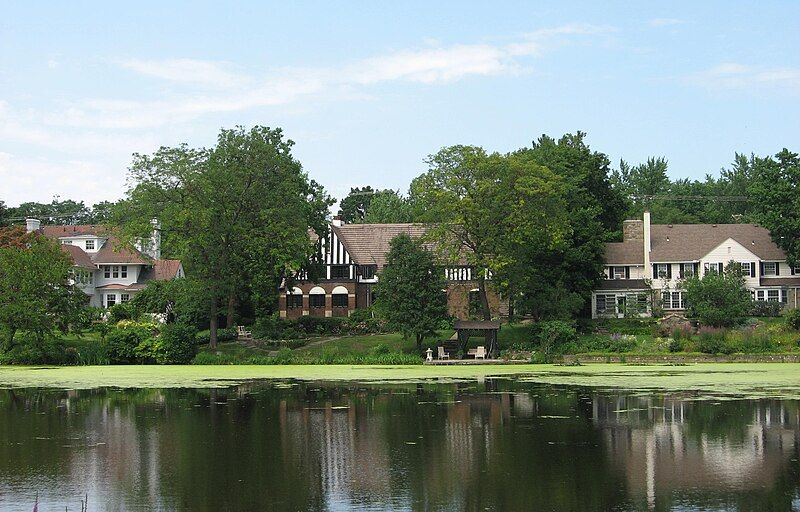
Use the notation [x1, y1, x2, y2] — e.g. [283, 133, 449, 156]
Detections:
[690, 62, 800, 91]
[118, 58, 248, 88]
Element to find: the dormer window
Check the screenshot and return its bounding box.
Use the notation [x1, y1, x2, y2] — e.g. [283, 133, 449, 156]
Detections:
[85, 239, 95, 250]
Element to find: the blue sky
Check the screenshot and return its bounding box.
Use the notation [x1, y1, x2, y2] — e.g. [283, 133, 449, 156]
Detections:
[1, 1, 798, 208]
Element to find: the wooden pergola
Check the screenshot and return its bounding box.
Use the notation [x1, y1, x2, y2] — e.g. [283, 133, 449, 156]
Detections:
[454, 320, 501, 359]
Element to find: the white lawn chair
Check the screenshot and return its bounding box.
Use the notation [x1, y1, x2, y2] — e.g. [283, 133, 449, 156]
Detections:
[438, 346, 450, 360]
[475, 346, 487, 360]
[237, 325, 252, 339]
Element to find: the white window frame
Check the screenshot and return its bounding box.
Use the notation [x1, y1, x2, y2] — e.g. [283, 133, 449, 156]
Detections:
[120, 293, 130, 303]
[120, 265, 128, 278]
[763, 262, 777, 276]
[681, 263, 695, 278]
[656, 264, 669, 279]
[767, 289, 780, 302]
[596, 294, 615, 314]
[106, 294, 117, 307]
[104, 266, 111, 278]
[612, 266, 626, 280]
[85, 239, 95, 250]
[661, 291, 685, 310]
[739, 262, 751, 277]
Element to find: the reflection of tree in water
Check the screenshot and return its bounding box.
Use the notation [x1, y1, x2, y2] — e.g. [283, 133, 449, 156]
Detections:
[0, 384, 799, 511]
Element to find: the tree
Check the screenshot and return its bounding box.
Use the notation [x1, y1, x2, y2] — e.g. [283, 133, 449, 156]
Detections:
[338, 186, 376, 223]
[683, 262, 752, 327]
[120, 126, 332, 347]
[749, 148, 800, 266]
[362, 190, 415, 223]
[131, 279, 208, 327]
[513, 133, 627, 318]
[0, 229, 87, 349]
[409, 145, 569, 320]
[0, 200, 8, 227]
[374, 233, 446, 352]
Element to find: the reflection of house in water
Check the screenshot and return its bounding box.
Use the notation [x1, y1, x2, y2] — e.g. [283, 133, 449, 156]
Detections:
[593, 395, 800, 509]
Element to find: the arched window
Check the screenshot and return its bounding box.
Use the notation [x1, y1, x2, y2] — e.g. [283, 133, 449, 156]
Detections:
[309, 286, 325, 309]
[331, 285, 349, 308]
[286, 287, 303, 309]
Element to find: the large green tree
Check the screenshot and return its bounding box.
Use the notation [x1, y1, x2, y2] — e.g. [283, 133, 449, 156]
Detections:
[409, 145, 569, 320]
[362, 190, 415, 223]
[374, 233, 446, 352]
[7, 197, 120, 225]
[120, 126, 332, 347]
[0, 228, 86, 349]
[749, 148, 800, 265]
[338, 186, 376, 223]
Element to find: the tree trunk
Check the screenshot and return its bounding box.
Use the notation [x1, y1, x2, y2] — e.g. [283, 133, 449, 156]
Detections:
[416, 334, 423, 353]
[2, 327, 15, 352]
[209, 300, 219, 349]
[225, 294, 236, 328]
[478, 275, 492, 321]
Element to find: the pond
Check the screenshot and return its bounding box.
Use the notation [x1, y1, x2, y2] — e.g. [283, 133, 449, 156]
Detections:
[1, 379, 799, 511]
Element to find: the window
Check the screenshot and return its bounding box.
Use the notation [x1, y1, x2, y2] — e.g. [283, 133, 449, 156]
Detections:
[287, 294, 303, 309]
[612, 266, 626, 280]
[120, 265, 128, 278]
[756, 290, 765, 301]
[120, 293, 130, 303]
[739, 262, 752, 277]
[105, 294, 116, 307]
[104, 266, 111, 278]
[330, 265, 349, 280]
[782, 289, 789, 304]
[704, 262, 723, 275]
[72, 269, 93, 286]
[681, 263, 695, 278]
[763, 262, 777, 276]
[661, 291, 685, 310]
[332, 294, 348, 308]
[85, 239, 95, 250]
[767, 289, 780, 302]
[309, 294, 325, 308]
[656, 264, 670, 278]
[360, 265, 377, 280]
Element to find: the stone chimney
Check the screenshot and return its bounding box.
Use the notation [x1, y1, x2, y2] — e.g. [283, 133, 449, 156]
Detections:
[25, 218, 41, 233]
[331, 215, 344, 227]
[643, 210, 652, 278]
[622, 219, 644, 242]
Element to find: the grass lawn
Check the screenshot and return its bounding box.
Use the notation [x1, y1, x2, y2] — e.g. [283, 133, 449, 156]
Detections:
[2, 363, 800, 398]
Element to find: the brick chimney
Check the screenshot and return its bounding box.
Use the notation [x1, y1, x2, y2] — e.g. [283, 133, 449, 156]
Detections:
[331, 215, 344, 227]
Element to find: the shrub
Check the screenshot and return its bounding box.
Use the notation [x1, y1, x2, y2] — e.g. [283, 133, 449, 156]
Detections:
[696, 327, 728, 354]
[785, 308, 800, 331]
[106, 322, 158, 364]
[607, 333, 638, 352]
[109, 303, 139, 323]
[195, 327, 237, 345]
[252, 315, 292, 340]
[752, 301, 783, 317]
[592, 318, 657, 335]
[0, 331, 67, 364]
[73, 340, 109, 365]
[372, 343, 390, 355]
[155, 324, 198, 364]
[296, 316, 347, 336]
[531, 321, 578, 353]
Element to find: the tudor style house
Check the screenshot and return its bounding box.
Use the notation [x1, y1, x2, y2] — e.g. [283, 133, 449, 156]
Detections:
[278, 219, 506, 320]
[593, 211, 800, 318]
[25, 218, 184, 308]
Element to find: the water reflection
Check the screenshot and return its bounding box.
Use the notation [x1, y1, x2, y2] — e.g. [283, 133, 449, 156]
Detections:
[0, 381, 798, 511]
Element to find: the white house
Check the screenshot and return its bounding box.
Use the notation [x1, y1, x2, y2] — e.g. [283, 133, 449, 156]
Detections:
[593, 211, 800, 318]
[25, 218, 184, 308]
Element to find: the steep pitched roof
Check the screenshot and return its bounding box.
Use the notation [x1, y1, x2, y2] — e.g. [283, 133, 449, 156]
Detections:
[331, 223, 429, 267]
[60, 244, 95, 270]
[650, 224, 786, 262]
[41, 224, 109, 238]
[92, 237, 151, 264]
[604, 241, 644, 265]
[138, 259, 183, 281]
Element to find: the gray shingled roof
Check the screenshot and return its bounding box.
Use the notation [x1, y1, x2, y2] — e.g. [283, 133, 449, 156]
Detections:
[331, 223, 429, 267]
[604, 223, 788, 264]
[650, 224, 786, 262]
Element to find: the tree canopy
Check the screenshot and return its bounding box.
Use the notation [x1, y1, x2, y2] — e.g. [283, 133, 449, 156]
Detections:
[749, 149, 800, 266]
[120, 125, 332, 346]
[374, 233, 446, 351]
[0, 229, 87, 349]
[683, 262, 752, 327]
[5, 197, 119, 225]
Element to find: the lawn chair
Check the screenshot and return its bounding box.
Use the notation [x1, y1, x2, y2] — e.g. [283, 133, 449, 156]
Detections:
[475, 346, 487, 360]
[437, 346, 450, 360]
[237, 325, 252, 339]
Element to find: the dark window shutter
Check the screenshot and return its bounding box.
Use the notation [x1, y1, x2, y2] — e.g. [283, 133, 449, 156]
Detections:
[694, 263, 699, 276]
[679, 265, 684, 279]
[625, 266, 630, 279]
[775, 263, 780, 276]
[653, 264, 658, 278]
[751, 262, 756, 278]
[667, 264, 672, 279]
[760, 262, 765, 276]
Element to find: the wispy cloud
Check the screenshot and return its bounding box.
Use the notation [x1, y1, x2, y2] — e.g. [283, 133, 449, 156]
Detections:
[689, 62, 800, 91]
[118, 58, 248, 88]
[649, 18, 685, 27]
